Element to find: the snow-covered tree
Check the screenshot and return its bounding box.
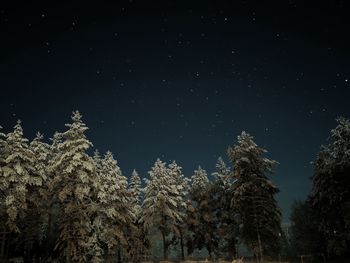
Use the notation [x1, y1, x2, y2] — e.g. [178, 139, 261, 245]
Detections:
[141, 158, 182, 259]
[0, 125, 8, 227]
[191, 166, 209, 191]
[49, 111, 99, 262]
[93, 149, 102, 172]
[96, 150, 134, 261]
[0, 120, 42, 233]
[0, 125, 6, 166]
[228, 131, 281, 262]
[211, 157, 237, 259]
[311, 117, 350, 256]
[168, 161, 189, 260]
[187, 166, 219, 259]
[128, 169, 148, 262]
[212, 157, 231, 186]
[38, 131, 64, 259]
[129, 169, 142, 218]
[20, 132, 51, 259]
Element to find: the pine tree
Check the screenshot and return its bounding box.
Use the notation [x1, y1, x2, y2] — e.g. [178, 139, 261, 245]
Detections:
[141, 158, 182, 259]
[50, 111, 99, 262]
[98, 151, 134, 260]
[191, 166, 209, 191]
[21, 132, 51, 259]
[0, 125, 6, 165]
[0, 120, 42, 233]
[0, 125, 8, 228]
[188, 166, 219, 259]
[228, 131, 281, 262]
[42, 131, 63, 259]
[211, 157, 237, 259]
[311, 117, 350, 257]
[128, 169, 148, 262]
[212, 157, 231, 186]
[129, 169, 142, 218]
[168, 160, 189, 260]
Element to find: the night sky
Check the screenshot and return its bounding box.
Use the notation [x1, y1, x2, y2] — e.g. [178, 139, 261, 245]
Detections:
[1, 1, 349, 221]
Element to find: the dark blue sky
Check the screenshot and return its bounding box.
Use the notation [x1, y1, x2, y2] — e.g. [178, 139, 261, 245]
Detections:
[1, 0, 349, 221]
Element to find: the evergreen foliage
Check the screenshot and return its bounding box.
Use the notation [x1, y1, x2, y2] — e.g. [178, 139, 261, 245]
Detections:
[228, 131, 281, 261]
[311, 117, 350, 257]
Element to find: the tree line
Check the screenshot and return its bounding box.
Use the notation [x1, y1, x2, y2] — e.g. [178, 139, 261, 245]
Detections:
[0, 111, 348, 262]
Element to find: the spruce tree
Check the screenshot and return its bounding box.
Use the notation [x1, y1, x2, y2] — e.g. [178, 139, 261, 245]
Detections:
[168, 160, 189, 260]
[212, 157, 231, 186]
[129, 169, 142, 218]
[128, 169, 148, 263]
[228, 131, 281, 262]
[212, 157, 237, 259]
[188, 166, 219, 259]
[97, 151, 134, 261]
[141, 158, 182, 259]
[0, 125, 8, 229]
[43, 131, 63, 259]
[311, 117, 350, 257]
[0, 120, 42, 233]
[22, 132, 51, 259]
[50, 111, 98, 262]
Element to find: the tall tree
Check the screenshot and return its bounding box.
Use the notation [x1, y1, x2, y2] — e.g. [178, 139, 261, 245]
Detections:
[128, 169, 148, 263]
[0, 125, 8, 258]
[228, 131, 281, 262]
[168, 161, 189, 260]
[0, 125, 6, 166]
[0, 121, 42, 234]
[311, 117, 350, 257]
[42, 132, 63, 259]
[96, 151, 134, 261]
[0, 125, 8, 229]
[212, 157, 238, 259]
[49, 111, 99, 262]
[141, 159, 181, 259]
[21, 132, 51, 260]
[187, 166, 219, 259]
[129, 169, 142, 218]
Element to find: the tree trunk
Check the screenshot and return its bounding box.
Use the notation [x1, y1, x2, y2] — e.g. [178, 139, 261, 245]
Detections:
[180, 230, 185, 260]
[256, 227, 263, 263]
[161, 231, 168, 259]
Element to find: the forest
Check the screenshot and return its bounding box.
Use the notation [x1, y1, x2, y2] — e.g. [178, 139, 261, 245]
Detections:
[0, 111, 349, 263]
